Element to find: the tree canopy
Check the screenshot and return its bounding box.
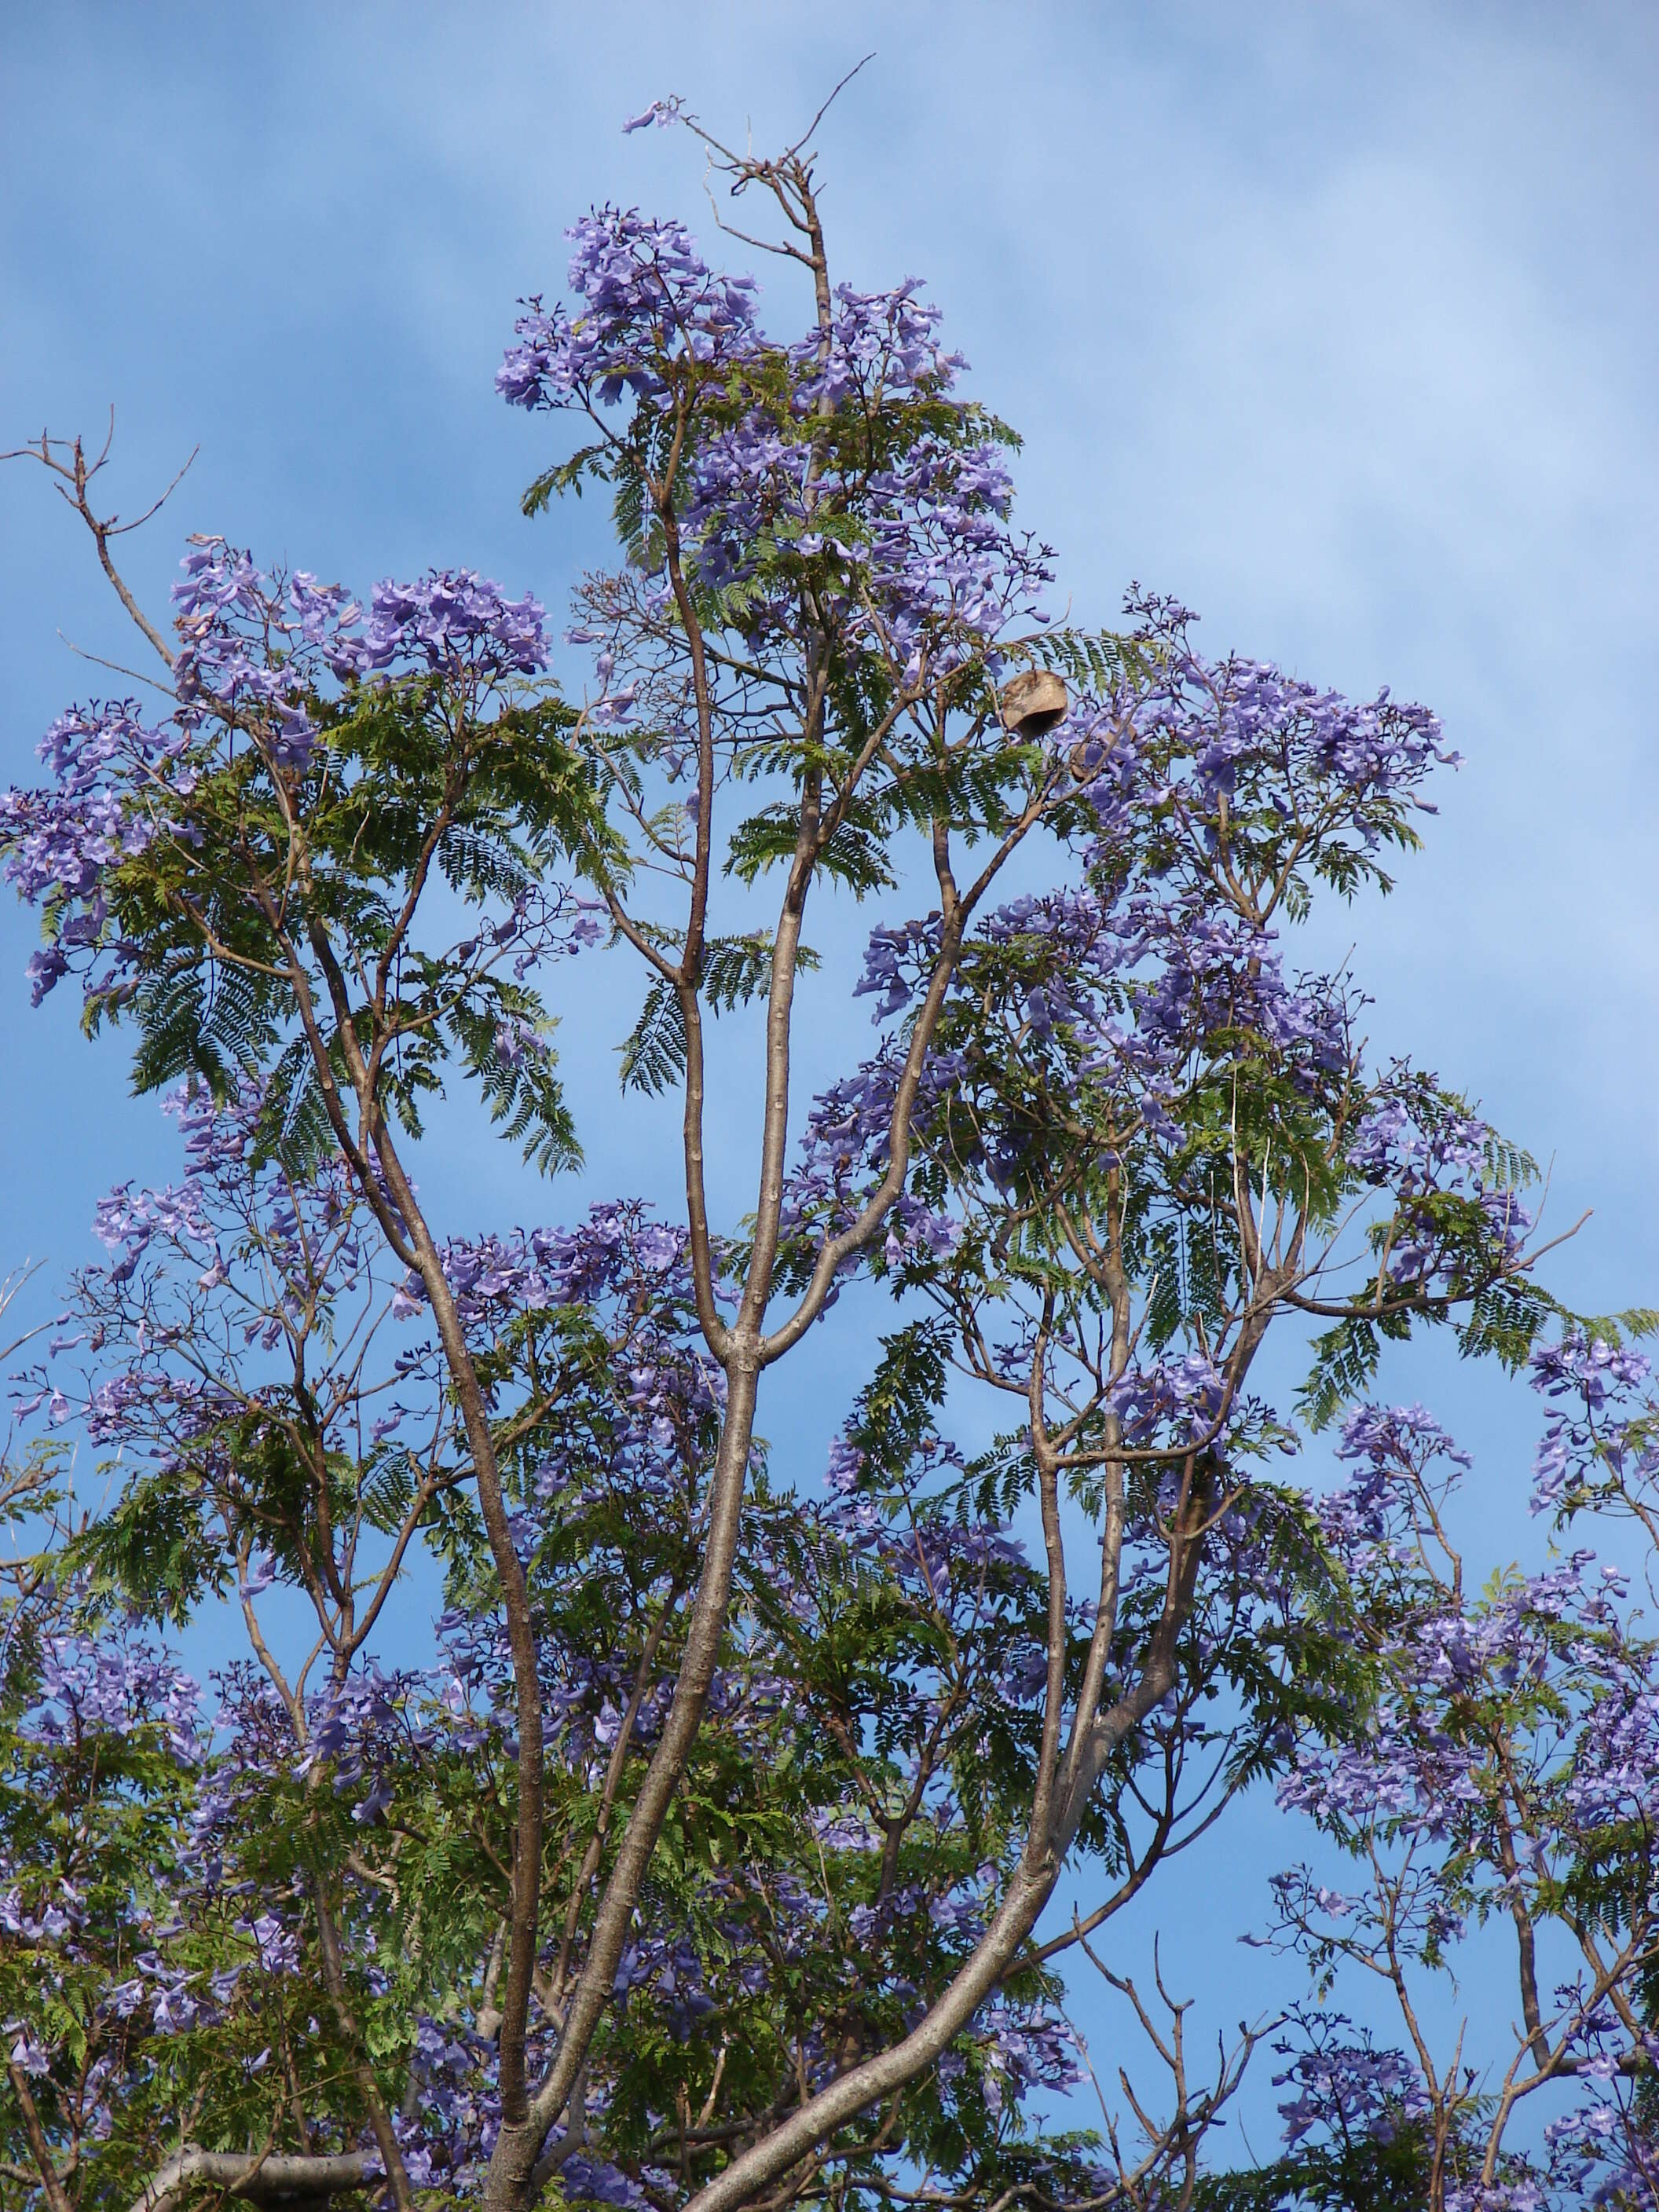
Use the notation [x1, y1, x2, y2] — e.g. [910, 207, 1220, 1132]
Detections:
[2, 90, 1656, 2212]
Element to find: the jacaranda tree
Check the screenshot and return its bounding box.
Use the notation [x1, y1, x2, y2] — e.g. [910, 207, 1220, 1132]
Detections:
[2, 90, 1654, 2212]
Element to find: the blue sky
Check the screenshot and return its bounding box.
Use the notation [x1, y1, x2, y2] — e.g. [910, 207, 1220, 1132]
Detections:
[2, 0, 1656, 2164]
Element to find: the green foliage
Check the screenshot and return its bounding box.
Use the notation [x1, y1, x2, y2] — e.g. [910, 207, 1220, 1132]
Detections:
[618, 935, 819, 1095]
[71, 674, 617, 1203]
[1195, 2129, 1435, 2211]
[1299, 1313, 1390, 1433]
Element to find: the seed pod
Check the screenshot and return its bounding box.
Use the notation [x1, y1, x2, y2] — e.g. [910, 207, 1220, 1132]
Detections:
[998, 669, 1069, 738]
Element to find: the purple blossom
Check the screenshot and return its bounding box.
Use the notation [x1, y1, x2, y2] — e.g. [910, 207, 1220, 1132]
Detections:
[496, 208, 760, 412]
[2, 540, 555, 1013]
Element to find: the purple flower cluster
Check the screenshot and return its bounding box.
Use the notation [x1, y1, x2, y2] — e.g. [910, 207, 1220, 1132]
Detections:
[500, 206, 1052, 675]
[1089, 589, 1456, 866]
[1107, 1350, 1230, 1451]
[0, 701, 194, 1002]
[18, 1627, 205, 1766]
[496, 208, 760, 410]
[1, 537, 551, 1011]
[687, 278, 1051, 668]
[786, 866, 1459, 1318]
[9, 1080, 388, 1483]
[394, 1199, 698, 1328]
[0, 1614, 322, 2060]
[174, 536, 548, 717]
[1272, 2010, 1430, 2151]
[1346, 1077, 1533, 1284]
[1286, 1412, 1647, 1842]
[1529, 1329, 1659, 1528]
[1260, 1388, 1659, 2204]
